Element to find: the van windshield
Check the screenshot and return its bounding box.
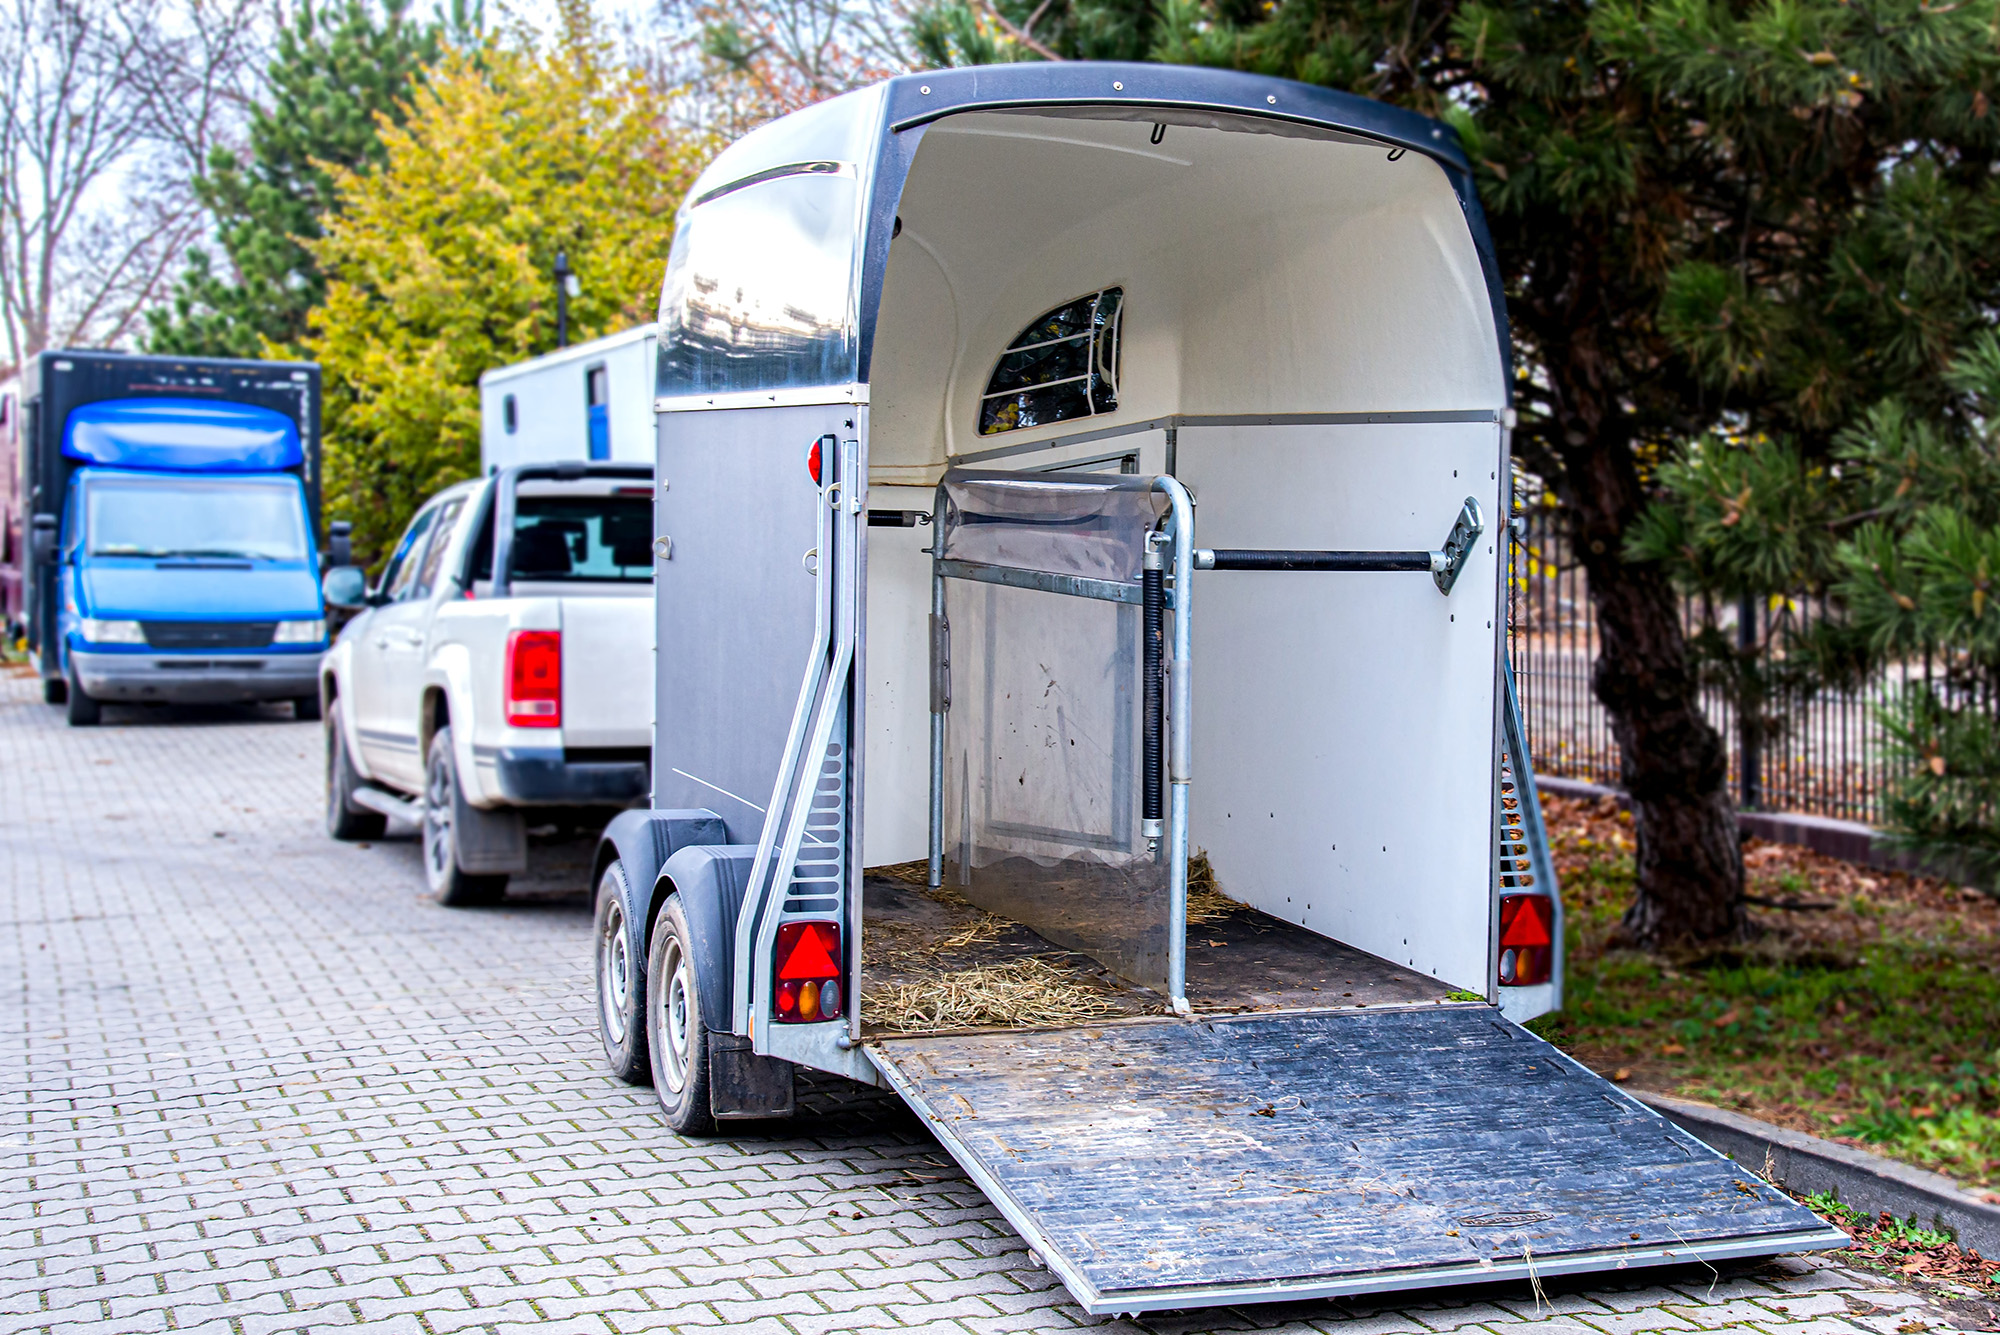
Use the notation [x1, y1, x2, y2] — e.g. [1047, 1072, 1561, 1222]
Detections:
[85, 474, 309, 561]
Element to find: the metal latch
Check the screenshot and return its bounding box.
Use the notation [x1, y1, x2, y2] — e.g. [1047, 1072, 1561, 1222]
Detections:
[1429, 497, 1484, 596]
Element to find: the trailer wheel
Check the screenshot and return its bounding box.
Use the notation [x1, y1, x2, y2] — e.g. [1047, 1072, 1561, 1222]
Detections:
[646, 895, 715, 1135]
[424, 726, 507, 907]
[595, 860, 650, 1084]
[42, 677, 66, 706]
[325, 702, 386, 841]
[65, 664, 101, 727]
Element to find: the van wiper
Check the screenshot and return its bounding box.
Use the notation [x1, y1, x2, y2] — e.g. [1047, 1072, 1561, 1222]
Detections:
[162, 548, 270, 560]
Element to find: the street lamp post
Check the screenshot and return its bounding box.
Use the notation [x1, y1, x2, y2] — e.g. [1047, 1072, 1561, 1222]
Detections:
[553, 251, 577, 348]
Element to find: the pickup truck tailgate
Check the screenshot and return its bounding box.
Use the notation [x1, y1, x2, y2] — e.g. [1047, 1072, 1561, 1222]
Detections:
[562, 593, 653, 747]
[869, 1007, 1845, 1315]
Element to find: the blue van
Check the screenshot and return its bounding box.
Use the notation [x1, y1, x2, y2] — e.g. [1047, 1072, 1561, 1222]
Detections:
[16, 353, 331, 726]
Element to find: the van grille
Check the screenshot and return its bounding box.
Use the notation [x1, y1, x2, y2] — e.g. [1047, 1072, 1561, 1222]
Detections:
[141, 621, 277, 650]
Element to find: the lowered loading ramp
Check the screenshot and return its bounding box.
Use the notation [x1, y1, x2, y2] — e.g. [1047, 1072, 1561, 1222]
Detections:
[868, 1007, 1846, 1315]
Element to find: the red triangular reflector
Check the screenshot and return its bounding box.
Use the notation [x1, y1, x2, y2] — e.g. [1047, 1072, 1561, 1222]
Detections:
[778, 923, 839, 979]
[1500, 895, 1553, 949]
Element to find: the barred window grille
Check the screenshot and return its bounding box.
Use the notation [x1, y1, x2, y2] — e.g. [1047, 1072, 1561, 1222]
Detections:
[978, 288, 1123, 436]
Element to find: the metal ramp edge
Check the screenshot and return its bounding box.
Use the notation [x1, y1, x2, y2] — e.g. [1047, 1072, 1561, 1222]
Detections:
[866, 1009, 1850, 1317]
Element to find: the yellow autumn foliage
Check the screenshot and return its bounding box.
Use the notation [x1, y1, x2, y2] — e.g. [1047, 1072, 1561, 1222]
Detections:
[299, 23, 711, 563]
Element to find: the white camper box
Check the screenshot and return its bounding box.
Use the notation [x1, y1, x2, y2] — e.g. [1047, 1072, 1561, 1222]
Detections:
[586, 63, 1845, 1317]
[479, 325, 657, 473]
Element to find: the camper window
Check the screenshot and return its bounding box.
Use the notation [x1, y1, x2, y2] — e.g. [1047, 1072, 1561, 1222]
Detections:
[502, 394, 518, 434]
[978, 288, 1123, 436]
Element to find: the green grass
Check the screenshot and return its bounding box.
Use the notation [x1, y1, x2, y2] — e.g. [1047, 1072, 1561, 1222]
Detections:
[1527, 807, 2000, 1187]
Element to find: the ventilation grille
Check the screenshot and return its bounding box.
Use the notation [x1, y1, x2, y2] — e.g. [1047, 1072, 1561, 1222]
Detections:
[782, 698, 846, 917]
[1497, 743, 1537, 894]
[142, 621, 276, 650]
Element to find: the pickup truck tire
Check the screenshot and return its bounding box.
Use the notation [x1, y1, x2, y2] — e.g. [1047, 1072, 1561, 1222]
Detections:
[424, 727, 507, 907]
[646, 895, 715, 1135]
[292, 693, 322, 722]
[42, 677, 66, 705]
[65, 665, 101, 727]
[594, 861, 650, 1085]
[326, 703, 387, 841]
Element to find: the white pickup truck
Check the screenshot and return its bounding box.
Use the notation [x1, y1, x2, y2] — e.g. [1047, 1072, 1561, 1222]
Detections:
[318, 462, 654, 904]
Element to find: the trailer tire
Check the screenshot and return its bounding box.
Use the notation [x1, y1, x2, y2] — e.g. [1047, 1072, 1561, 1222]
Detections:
[65, 665, 100, 727]
[594, 860, 650, 1085]
[292, 693, 322, 722]
[42, 677, 66, 705]
[646, 895, 715, 1136]
[424, 727, 507, 907]
[326, 703, 386, 841]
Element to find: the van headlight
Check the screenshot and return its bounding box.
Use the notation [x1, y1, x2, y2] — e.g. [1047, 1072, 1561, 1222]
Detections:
[274, 618, 327, 644]
[79, 619, 145, 645]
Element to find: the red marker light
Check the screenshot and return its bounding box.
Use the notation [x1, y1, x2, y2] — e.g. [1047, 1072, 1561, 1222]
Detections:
[806, 437, 824, 486]
[1498, 893, 1554, 986]
[773, 921, 842, 1022]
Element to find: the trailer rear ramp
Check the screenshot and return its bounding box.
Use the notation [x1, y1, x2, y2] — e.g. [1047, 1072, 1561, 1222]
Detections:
[868, 1006, 1846, 1316]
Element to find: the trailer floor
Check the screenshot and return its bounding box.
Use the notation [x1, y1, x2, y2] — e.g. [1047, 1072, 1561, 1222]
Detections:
[867, 1007, 1849, 1315]
[861, 871, 1455, 1036]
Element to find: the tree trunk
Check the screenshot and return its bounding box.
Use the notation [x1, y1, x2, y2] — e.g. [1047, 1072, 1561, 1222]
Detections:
[1564, 438, 1747, 947]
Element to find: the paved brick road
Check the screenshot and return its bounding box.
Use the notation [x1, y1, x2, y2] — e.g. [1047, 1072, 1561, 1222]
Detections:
[0, 673, 1977, 1334]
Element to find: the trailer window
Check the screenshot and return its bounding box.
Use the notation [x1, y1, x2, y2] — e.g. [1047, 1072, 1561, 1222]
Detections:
[978, 288, 1123, 436]
[502, 394, 518, 434]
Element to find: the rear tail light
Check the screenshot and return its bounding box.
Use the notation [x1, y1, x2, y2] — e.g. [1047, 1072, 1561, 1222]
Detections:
[505, 629, 562, 727]
[1498, 893, 1554, 986]
[774, 921, 842, 1023]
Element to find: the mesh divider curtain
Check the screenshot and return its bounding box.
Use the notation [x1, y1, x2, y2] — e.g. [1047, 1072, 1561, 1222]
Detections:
[938, 470, 1172, 991]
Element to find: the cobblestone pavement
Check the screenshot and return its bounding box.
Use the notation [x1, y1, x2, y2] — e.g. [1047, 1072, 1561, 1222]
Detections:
[0, 672, 1982, 1335]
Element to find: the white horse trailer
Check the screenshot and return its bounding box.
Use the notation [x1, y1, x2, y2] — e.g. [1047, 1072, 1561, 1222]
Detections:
[588, 62, 1843, 1315]
[479, 325, 657, 473]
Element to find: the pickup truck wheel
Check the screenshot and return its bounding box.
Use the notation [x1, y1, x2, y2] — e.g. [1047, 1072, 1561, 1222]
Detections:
[646, 896, 715, 1135]
[424, 726, 507, 907]
[595, 861, 650, 1084]
[65, 664, 101, 727]
[326, 704, 386, 841]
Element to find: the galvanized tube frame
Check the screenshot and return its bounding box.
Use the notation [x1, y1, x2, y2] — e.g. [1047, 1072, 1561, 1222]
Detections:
[924, 473, 1196, 1012]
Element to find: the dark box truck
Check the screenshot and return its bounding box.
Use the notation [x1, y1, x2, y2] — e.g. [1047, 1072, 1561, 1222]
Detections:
[587, 64, 1847, 1317]
[17, 350, 331, 725]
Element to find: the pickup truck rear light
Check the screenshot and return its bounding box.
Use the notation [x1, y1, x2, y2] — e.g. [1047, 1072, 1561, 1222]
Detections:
[505, 630, 562, 727]
[774, 921, 842, 1022]
[1498, 893, 1554, 986]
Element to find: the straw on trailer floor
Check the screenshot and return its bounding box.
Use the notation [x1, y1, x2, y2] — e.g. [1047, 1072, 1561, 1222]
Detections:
[861, 860, 1457, 1037]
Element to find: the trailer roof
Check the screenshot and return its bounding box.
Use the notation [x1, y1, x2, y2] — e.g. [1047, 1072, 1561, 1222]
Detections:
[656, 63, 1507, 437]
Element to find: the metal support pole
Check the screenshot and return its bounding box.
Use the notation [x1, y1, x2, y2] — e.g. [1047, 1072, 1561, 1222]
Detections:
[1141, 541, 1165, 842]
[928, 494, 948, 890]
[1152, 475, 1196, 1017]
[1738, 593, 1761, 810]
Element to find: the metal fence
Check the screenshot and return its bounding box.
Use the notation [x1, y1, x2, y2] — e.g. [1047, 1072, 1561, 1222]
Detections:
[1506, 490, 1933, 827]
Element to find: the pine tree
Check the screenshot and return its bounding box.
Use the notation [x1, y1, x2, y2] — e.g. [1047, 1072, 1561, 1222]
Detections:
[299, 19, 711, 565]
[145, 0, 442, 358]
[904, 0, 2000, 943]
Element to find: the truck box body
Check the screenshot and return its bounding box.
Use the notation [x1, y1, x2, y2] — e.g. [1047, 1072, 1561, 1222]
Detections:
[18, 351, 326, 710]
[479, 326, 657, 475]
[591, 65, 1847, 1314]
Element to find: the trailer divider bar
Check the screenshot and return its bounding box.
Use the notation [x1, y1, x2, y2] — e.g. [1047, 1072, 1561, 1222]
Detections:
[933, 557, 1175, 608]
[1194, 548, 1431, 572]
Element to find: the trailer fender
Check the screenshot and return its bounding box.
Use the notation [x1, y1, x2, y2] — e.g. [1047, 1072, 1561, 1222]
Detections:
[654, 844, 758, 1037]
[592, 809, 729, 1003]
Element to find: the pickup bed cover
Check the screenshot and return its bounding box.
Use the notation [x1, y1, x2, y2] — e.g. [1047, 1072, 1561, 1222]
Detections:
[870, 1008, 1846, 1316]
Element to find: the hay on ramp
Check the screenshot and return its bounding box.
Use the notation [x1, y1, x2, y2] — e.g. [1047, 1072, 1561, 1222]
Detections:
[866, 958, 1126, 1034]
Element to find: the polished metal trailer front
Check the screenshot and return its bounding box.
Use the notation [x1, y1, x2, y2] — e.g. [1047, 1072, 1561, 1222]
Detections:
[872, 1009, 1844, 1315]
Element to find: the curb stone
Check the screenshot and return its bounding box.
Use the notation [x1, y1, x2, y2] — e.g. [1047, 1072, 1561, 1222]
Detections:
[1635, 1091, 2000, 1256]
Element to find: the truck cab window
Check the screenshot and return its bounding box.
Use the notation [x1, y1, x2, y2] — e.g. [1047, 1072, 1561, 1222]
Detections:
[410, 496, 467, 600]
[467, 489, 652, 584]
[978, 288, 1123, 436]
[82, 474, 309, 562]
[381, 505, 441, 601]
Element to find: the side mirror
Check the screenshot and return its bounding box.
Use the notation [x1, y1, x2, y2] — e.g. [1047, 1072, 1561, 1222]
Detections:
[30, 513, 56, 565]
[326, 519, 353, 570]
[321, 565, 369, 610]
